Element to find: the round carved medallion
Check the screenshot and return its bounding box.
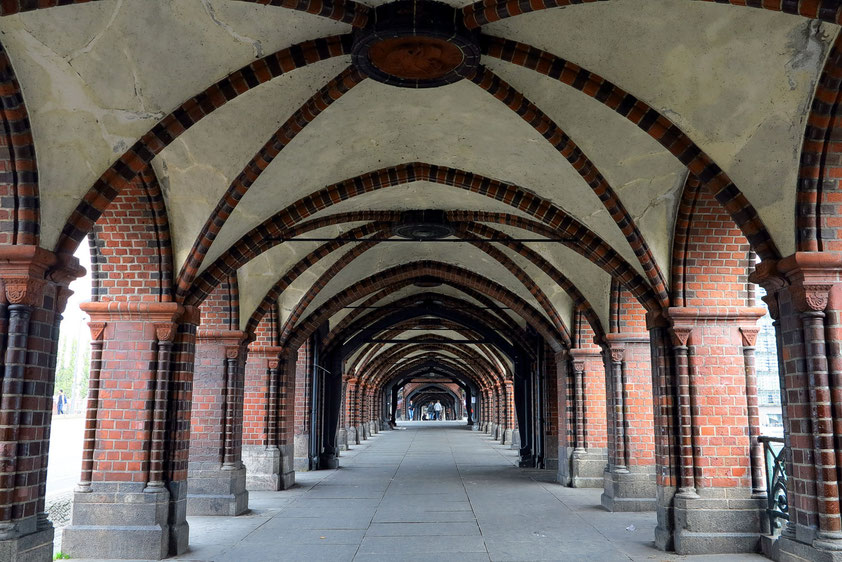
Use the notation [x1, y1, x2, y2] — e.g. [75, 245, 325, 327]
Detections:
[352, 0, 480, 88]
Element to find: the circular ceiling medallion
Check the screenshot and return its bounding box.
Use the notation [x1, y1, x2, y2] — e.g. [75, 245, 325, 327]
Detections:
[393, 210, 454, 240]
[352, 0, 481, 88]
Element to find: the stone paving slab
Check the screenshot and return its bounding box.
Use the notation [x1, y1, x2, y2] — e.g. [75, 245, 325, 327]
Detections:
[63, 421, 767, 562]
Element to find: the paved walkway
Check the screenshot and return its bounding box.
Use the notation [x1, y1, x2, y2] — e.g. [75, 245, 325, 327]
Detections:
[66, 421, 766, 561]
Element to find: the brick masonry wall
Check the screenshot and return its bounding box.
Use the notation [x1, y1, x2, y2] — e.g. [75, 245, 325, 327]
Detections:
[687, 321, 751, 489]
[672, 180, 751, 308]
[89, 172, 172, 302]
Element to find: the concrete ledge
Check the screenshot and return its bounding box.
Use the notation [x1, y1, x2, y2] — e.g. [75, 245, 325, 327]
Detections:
[187, 466, 249, 516]
[242, 445, 281, 491]
[601, 469, 656, 512]
[0, 526, 54, 562]
[571, 449, 606, 488]
[63, 487, 171, 560]
[672, 491, 764, 555]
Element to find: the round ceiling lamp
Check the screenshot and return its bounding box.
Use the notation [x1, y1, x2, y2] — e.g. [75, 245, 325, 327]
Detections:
[393, 210, 454, 240]
[351, 0, 481, 88]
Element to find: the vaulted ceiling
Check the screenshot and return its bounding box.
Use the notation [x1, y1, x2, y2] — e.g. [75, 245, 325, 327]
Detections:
[1, 0, 836, 361]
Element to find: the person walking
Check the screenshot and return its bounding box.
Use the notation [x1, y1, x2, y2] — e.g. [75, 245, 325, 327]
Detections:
[408, 400, 414, 421]
[434, 400, 443, 421]
[57, 389, 67, 415]
[426, 402, 435, 421]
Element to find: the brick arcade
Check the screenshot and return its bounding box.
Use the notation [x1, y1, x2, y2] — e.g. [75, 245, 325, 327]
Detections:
[0, 1, 841, 561]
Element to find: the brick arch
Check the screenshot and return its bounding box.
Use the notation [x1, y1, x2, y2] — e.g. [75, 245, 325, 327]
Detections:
[363, 342, 505, 389]
[284, 260, 566, 353]
[0, 0, 370, 26]
[323, 291, 533, 355]
[185, 164, 664, 311]
[670, 173, 753, 308]
[797, 33, 842, 252]
[378, 354, 496, 393]
[269, 229, 571, 349]
[342, 315, 505, 370]
[0, 39, 38, 246]
[88, 167, 174, 302]
[470, 66, 667, 303]
[345, 316, 513, 380]
[351, 326, 510, 385]
[462, 0, 842, 29]
[55, 34, 352, 256]
[243, 224, 391, 335]
[459, 222, 605, 339]
[482, 37, 780, 262]
[175, 67, 366, 299]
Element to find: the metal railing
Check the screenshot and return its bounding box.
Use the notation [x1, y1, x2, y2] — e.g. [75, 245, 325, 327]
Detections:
[759, 436, 789, 531]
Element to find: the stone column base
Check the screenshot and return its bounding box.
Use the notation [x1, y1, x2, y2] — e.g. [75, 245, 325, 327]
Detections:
[671, 489, 764, 555]
[358, 423, 368, 440]
[347, 425, 359, 445]
[337, 428, 349, 450]
[369, 420, 378, 434]
[242, 445, 282, 490]
[504, 428, 513, 444]
[187, 465, 249, 516]
[601, 469, 656, 511]
[293, 433, 310, 471]
[0, 524, 54, 562]
[571, 448, 606, 488]
[63, 484, 172, 560]
[510, 428, 520, 450]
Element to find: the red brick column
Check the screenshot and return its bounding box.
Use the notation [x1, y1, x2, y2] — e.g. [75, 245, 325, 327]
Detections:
[64, 301, 199, 560]
[752, 253, 842, 558]
[601, 334, 656, 512]
[0, 247, 81, 562]
[292, 341, 312, 470]
[661, 306, 766, 555]
[186, 330, 248, 516]
[567, 348, 606, 488]
[242, 345, 290, 490]
[502, 379, 514, 444]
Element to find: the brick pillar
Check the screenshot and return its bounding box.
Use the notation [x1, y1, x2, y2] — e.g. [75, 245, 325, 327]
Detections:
[186, 330, 248, 516]
[292, 341, 311, 471]
[601, 334, 657, 512]
[64, 302, 199, 560]
[490, 383, 500, 439]
[242, 345, 290, 490]
[345, 377, 359, 444]
[357, 381, 370, 441]
[660, 306, 766, 555]
[0, 247, 81, 562]
[502, 380, 514, 445]
[568, 348, 607, 488]
[752, 253, 842, 560]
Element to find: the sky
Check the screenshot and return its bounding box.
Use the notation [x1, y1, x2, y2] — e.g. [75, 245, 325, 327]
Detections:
[60, 237, 93, 344]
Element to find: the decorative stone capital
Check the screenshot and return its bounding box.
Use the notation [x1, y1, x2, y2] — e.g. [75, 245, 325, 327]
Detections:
[88, 322, 107, 341]
[3, 277, 46, 307]
[267, 358, 280, 370]
[778, 252, 842, 313]
[154, 322, 177, 342]
[739, 327, 760, 348]
[669, 326, 692, 347]
[225, 347, 240, 360]
[790, 283, 833, 313]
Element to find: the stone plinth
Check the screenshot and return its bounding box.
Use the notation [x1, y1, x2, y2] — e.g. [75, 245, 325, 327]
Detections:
[187, 465, 248, 516]
[601, 468, 657, 511]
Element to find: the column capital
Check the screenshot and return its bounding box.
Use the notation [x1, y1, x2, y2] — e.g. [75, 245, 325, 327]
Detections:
[739, 326, 760, 348]
[669, 326, 693, 347]
[778, 252, 842, 313]
[198, 329, 248, 347]
[267, 358, 280, 370]
[0, 246, 83, 307]
[80, 301, 184, 323]
[88, 321, 107, 341]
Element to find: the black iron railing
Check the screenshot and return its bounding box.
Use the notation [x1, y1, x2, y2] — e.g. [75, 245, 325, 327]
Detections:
[759, 436, 789, 530]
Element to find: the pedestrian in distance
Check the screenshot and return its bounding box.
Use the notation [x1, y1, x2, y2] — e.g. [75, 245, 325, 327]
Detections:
[57, 389, 67, 415]
[434, 400, 443, 421]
